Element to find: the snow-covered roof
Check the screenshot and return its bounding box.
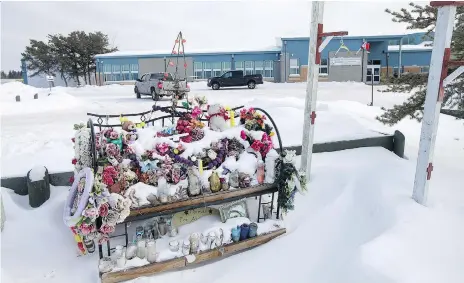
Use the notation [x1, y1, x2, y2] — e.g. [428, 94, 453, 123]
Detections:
[95, 46, 281, 58]
[388, 41, 433, 52]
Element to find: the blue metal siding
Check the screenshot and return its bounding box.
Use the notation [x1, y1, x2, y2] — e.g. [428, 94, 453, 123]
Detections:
[233, 53, 278, 61]
[388, 51, 432, 67]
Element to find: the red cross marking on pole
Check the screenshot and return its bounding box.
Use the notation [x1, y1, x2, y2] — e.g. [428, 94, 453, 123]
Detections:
[310, 111, 317, 124]
[426, 162, 434, 180]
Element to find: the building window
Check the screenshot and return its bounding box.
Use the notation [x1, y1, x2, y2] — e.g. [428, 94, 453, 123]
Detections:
[320, 58, 328, 76]
[235, 61, 244, 71]
[264, 61, 273, 78]
[245, 61, 254, 75]
[222, 62, 231, 72]
[203, 62, 212, 79]
[121, 64, 130, 81]
[103, 64, 112, 73]
[212, 62, 222, 77]
[104, 74, 112, 81]
[130, 64, 138, 80]
[372, 60, 381, 65]
[289, 58, 299, 75]
[194, 62, 203, 79]
[420, 66, 430, 73]
[254, 61, 264, 76]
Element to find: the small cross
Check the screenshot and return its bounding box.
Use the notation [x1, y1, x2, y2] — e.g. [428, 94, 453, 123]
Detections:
[426, 162, 434, 180]
[310, 111, 317, 125]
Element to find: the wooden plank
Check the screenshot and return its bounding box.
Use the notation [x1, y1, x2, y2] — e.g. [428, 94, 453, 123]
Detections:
[101, 228, 286, 283]
[101, 257, 186, 283]
[127, 184, 277, 221]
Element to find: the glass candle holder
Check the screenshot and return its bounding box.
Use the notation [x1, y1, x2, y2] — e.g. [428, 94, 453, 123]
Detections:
[168, 225, 178, 237]
[231, 226, 241, 242]
[239, 224, 250, 241]
[257, 161, 265, 184]
[158, 222, 167, 236]
[116, 252, 126, 268]
[190, 233, 200, 254]
[136, 239, 146, 259]
[182, 240, 191, 255]
[169, 240, 179, 252]
[248, 223, 258, 238]
[146, 239, 157, 263]
[126, 242, 137, 260]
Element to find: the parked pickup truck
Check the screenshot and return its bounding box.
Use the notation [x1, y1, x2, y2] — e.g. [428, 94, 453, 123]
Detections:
[134, 72, 190, 100]
[207, 70, 263, 90]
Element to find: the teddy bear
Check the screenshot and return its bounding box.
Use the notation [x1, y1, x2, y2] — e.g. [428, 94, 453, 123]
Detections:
[207, 104, 229, 132]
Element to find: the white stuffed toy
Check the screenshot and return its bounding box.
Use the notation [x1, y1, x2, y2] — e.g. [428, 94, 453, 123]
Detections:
[207, 104, 229, 132]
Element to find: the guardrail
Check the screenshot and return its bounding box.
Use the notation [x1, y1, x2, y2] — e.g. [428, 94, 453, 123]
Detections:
[1, 131, 405, 193]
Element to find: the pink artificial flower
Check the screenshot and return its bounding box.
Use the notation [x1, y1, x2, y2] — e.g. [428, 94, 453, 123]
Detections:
[191, 106, 202, 118]
[83, 207, 98, 219]
[80, 223, 95, 235]
[100, 224, 115, 234]
[99, 203, 109, 217]
[105, 143, 119, 157]
[240, 130, 247, 140]
[109, 131, 119, 140]
[251, 140, 263, 152]
[102, 166, 118, 186]
[156, 143, 170, 155]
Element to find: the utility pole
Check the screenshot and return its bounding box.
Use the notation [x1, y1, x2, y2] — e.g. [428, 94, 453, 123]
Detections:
[412, 1, 464, 205]
[300, 1, 348, 178]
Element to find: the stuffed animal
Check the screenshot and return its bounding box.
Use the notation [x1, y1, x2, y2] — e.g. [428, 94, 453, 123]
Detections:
[207, 104, 229, 132]
[122, 121, 136, 132]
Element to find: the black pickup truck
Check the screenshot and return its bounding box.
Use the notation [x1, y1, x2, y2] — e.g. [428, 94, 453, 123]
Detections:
[207, 70, 263, 90]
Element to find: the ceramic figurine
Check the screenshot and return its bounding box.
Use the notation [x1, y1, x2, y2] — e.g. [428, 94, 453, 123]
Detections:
[187, 167, 201, 196]
[238, 173, 251, 188]
[190, 233, 200, 254]
[229, 170, 240, 188]
[221, 179, 229, 191]
[209, 171, 221, 193]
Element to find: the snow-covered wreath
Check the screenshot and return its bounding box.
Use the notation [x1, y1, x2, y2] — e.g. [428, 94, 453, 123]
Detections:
[73, 124, 92, 172]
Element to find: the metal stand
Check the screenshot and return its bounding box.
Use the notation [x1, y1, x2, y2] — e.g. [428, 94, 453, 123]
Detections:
[87, 105, 285, 259]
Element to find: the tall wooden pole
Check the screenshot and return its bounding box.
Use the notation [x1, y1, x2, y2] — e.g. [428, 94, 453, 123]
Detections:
[301, 1, 324, 178]
[412, 1, 464, 205]
[300, 1, 347, 178]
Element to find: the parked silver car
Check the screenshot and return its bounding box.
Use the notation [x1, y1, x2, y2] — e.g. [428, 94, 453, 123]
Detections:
[134, 72, 190, 100]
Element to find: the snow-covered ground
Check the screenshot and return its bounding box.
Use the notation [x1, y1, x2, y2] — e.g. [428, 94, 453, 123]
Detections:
[1, 81, 463, 283]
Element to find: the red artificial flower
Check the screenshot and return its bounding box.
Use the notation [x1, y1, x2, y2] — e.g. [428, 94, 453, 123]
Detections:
[251, 140, 263, 152]
[71, 138, 75, 143]
[69, 176, 75, 184]
[72, 158, 77, 165]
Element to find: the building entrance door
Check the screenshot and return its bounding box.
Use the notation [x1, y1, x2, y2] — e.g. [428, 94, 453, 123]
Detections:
[366, 64, 381, 84]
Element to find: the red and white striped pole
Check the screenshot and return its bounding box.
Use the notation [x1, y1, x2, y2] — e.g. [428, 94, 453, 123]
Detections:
[412, 1, 464, 205]
[300, 1, 347, 178]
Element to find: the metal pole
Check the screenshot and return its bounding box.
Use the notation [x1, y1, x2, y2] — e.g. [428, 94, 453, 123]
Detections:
[398, 37, 403, 78]
[300, 1, 324, 178]
[412, 4, 457, 205]
[370, 72, 374, 106]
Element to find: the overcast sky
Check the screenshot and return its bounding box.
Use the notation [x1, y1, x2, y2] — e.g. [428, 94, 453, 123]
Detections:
[1, 1, 427, 70]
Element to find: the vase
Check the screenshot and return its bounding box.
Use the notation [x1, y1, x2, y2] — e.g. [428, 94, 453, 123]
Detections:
[239, 223, 250, 241]
[136, 239, 146, 259]
[231, 226, 241, 242]
[146, 239, 157, 263]
[169, 240, 179, 252]
[187, 167, 201, 196]
[248, 223, 258, 238]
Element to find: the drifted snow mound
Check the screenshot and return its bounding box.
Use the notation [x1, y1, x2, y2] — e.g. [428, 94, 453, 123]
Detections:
[0, 82, 83, 115]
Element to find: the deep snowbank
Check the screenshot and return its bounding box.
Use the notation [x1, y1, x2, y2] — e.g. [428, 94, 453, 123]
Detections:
[0, 82, 83, 115]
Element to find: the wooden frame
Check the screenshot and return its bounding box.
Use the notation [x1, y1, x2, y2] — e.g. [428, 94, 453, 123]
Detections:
[101, 228, 286, 283]
[126, 183, 276, 222]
